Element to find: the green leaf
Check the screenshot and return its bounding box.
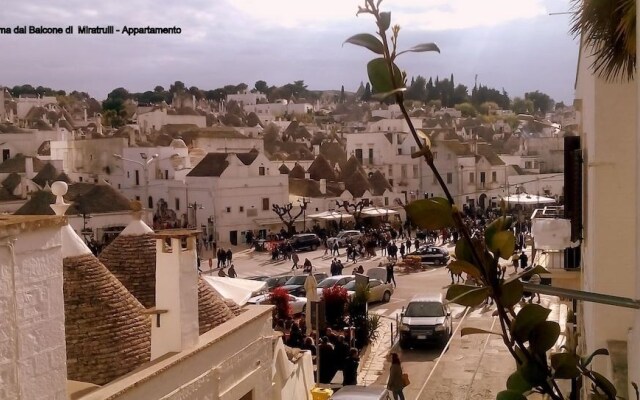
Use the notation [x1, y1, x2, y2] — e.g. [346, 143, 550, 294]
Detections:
[484, 216, 514, 256]
[455, 237, 475, 264]
[367, 58, 404, 94]
[512, 304, 551, 343]
[461, 327, 503, 337]
[506, 370, 532, 393]
[580, 348, 609, 368]
[448, 260, 482, 279]
[405, 197, 455, 230]
[591, 371, 617, 398]
[520, 361, 548, 386]
[397, 42, 441, 56]
[499, 279, 524, 308]
[372, 87, 406, 101]
[343, 33, 384, 54]
[550, 352, 580, 379]
[496, 390, 526, 400]
[379, 12, 391, 31]
[446, 284, 490, 307]
[529, 321, 561, 354]
[488, 231, 516, 260]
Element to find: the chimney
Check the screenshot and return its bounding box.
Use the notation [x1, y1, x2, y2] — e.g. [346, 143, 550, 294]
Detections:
[313, 144, 320, 156]
[151, 230, 200, 360]
[25, 156, 34, 179]
[305, 172, 310, 179]
[320, 178, 326, 194]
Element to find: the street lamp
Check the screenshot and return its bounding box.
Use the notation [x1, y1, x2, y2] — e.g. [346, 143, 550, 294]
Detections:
[297, 197, 311, 231]
[113, 153, 158, 219]
[187, 201, 204, 228]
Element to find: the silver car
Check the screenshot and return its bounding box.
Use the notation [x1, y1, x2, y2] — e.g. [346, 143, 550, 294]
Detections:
[327, 230, 363, 248]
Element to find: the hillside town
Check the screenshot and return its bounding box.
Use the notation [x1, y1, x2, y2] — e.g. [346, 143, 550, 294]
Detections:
[1, 1, 639, 399]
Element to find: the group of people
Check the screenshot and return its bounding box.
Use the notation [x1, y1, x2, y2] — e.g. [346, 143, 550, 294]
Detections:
[215, 248, 233, 268]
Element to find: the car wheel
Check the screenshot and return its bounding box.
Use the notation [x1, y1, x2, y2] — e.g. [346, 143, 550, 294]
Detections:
[399, 339, 409, 350]
[382, 291, 391, 302]
[311, 244, 317, 251]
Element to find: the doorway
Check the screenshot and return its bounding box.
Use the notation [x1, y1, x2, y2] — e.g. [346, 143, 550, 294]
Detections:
[230, 230, 238, 246]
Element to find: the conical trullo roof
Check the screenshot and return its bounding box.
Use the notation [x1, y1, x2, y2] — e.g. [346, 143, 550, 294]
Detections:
[288, 163, 306, 179]
[307, 154, 336, 181]
[344, 169, 373, 198]
[62, 225, 150, 385]
[340, 155, 367, 181]
[100, 208, 237, 335]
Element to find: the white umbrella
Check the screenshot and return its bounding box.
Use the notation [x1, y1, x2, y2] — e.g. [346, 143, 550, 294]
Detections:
[307, 210, 355, 221]
[361, 207, 400, 216]
[201, 276, 266, 306]
[303, 274, 318, 332]
[501, 193, 556, 205]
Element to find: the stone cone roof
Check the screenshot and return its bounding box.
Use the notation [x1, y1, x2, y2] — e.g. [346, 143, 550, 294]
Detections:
[99, 233, 157, 308]
[63, 254, 151, 385]
[288, 163, 306, 179]
[197, 278, 236, 334]
[307, 154, 336, 181]
[100, 229, 237, 335]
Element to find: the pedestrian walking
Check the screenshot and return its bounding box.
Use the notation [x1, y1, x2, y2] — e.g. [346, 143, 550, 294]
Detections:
[228, 264, 237, 278]
[291, 252, 300, 270]
[405, 239, 412, 253]
[511, 252, 519, 273]
[399, 243, 405, 259]
[226, 249, 233, 267]
[303, 258, 313, 273]
[527, 272, 542, 304]
[519, 251, 529, 269]
[386, 262, 396, 287]
[342, 348, 359, 386]
[387, 353, 407, 400]
[332, 242, 339, 256]
[217, 248, 226, 269]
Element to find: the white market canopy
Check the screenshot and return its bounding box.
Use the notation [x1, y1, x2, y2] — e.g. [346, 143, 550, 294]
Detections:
[361, 207, 400, 217]
[307, 210, 355, 221]
[501, 193, 556, 205]
[201, 276, 266, 306]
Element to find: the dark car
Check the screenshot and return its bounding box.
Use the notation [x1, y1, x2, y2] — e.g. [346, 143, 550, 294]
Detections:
[280, 273, 328, 296]
[399, 294, 452, 349]
[265, 275, 293, 291]
[406, 245, 450, 266]
[288, 233, 321, 251]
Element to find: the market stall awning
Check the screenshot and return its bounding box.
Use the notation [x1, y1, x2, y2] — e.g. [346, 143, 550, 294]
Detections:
[307, 210, 354, 220]
[361, 207, 400, 216]
[501, 194, 556, 205]
[253, 217, 287, 226]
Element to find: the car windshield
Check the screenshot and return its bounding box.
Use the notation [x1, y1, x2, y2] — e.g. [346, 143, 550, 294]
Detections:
[343, 281, 358, 290]
[317, 278, 339, 288]
[405, 302, 445, 317]
[286, 276, 307, 285]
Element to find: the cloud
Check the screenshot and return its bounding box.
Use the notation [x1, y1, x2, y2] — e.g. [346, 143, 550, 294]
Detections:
[229, 0, 548, 30]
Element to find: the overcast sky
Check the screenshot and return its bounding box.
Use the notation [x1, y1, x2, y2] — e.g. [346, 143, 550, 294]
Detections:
[0, 0, 578, 103]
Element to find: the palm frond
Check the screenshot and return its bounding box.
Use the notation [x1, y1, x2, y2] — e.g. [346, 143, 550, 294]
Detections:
[570, 0, 636, 82]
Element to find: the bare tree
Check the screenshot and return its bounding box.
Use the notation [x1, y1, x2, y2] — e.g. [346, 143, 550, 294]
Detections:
[272, 202, 307, 234]
[336, 199, 370, 227]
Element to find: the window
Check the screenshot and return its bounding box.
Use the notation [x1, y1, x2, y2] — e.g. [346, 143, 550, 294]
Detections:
[433, 151, 438, 160]
[446, 173, 453, 184]
[480, 172, 486, 183]
[240, 206, 244, 212]
[226, 207, 231, 213]
[469, 172, 475, 184]
[492, 171, 497, 182]
[412, 165, 419, 178]
[135, 170, 140, 186]
[165, 170, 169, 179]
[148, 196, 153, 209]
[2, 149, 10, 161]
[355, 148, 363, 163]
[175, 198, 180, 210]
[79, 177, 83, 182]
[400, 165, 407, 178]
[384, 197, 389, 206]
[397, 148, 403, 155]
[262, 198, 270, 211]
[135, 195, 140, 201]
[259, 166, 266, 176]
[368, 148, 374, 164]
[127, 171, 130, 178]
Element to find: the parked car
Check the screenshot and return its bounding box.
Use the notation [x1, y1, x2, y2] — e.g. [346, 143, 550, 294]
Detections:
[265, 275, 293, 291]
[344, 278, 394, 303]
[280, 273, 328, 296]
[315, 275, 355, 298]
[399, 294, 452, 349]
[326, 230, 363, 248]
[247, 293, 307, 314]
[288, 233, 321, 251]
[406, 245, 450, 266]
[329, 385, 392, 400]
